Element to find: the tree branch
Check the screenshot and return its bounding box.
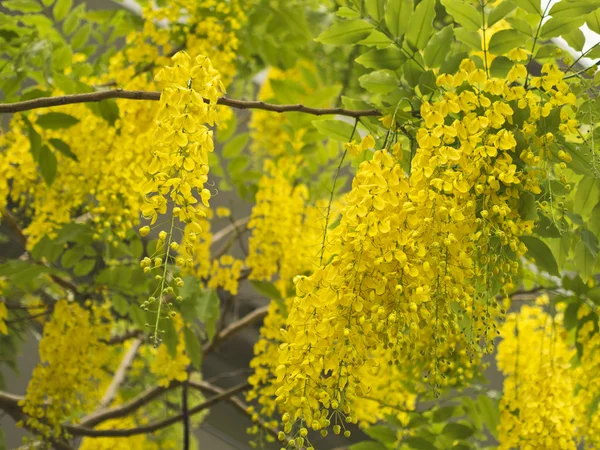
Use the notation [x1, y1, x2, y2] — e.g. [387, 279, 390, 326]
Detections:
[79, 384, 169, 428]
[97, 338, 142, 410]
[202, 305, 269, 355]
[0, 90, 382, 118]
[189, 380, 279, 441]
[0, 391, 74, 450]
[64, 382, 250, 437]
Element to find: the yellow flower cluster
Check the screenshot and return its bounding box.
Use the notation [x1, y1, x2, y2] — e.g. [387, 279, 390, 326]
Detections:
[245, 58, 578, 438]
[0, 0, 245, 248]
[497, 300, 577, 450]
[141, 51, 222, 228]
[149, 315, 191, 387]
[249, 62, 319, 159]
[20, 300, 110, 438]
[139, 51, 223, 338]
[0, 301, 7, 335]
[208, 255, 244, 295]
[246, 158, 331, 296]
[79, 418, 154, 450]
[573, 310, 600, 447]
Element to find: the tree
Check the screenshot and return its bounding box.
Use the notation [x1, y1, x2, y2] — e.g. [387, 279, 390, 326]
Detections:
[1, 0, 600, 448]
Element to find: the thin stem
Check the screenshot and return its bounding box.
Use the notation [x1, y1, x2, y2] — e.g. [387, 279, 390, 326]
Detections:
[565, 41, 600, 73]
[0, 90, 381, 117]
[480, 0, 489, 77]
[320, 118, 359, 265]
[154, 216, 176, 345]
[525, 0, 552, 88]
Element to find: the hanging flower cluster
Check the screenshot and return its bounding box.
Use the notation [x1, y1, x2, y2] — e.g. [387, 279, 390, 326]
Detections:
[496, 298, 577, 449]
[19, 300, 111, 438]
[245, 58, 579, 442]
[246, 158, 328, 296]
[573, 306, 600, 447]
[0, 0, 246, 249]
[139, 51, 223, 340]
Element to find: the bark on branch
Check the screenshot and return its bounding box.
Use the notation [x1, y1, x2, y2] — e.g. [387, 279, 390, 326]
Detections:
[202, 305, 269, 355]
[64, 382, 250, 437]
[0, 89, 382, 118]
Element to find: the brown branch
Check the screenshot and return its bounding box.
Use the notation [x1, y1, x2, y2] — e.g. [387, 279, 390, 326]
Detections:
[202, 305, 269, 355]
[211, 216, 250, 246]
[189, 380, 279, 440]
[0, 90, 382, 118]
[65, 382, 250, 437]
[97, 338, 143, 410]
[79, 384, 169, 428]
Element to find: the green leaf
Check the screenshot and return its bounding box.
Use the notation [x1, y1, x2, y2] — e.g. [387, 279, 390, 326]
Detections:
[356, 48, 406, 70]
[26, 121, 42, 161]
[63, 7, 82, 35]
[97, 100, 120, 126]
[3, 0, 43, 13]
[161, 318, 179, 357]
[227, 155, 249, 177]
[490, 56, 514, 78]
[488, 2, 516, 27]
[384, 0, 412, 38]
[575, 240, 595, 281]
[540, 16, 586, 39]
[406, 0, 435, 51]
[250, 280, 283, 300]
[454, 28, 481, 51]
[39, 145, 57, 186]
[432, 405, 458, 422]
[365, 0, 386, 21]
[197, 288, 220, 341]
[442, 422, 474, 439]
[574, 178, 600, 220]
[509, 0, 540, 15]
[73, 258, 95, 276]
[521, 236, 560, 276]
[581, 229, 599, 260]
[590, 202, 600, 237]
[71, 22, 91, 49]
[223, 133, 249, 158]
[587, 9, 600, 34]
[61, 247, 83, 269]
[549, 1, 600, 17]
[313, 119, 356, 142]
[349, 443, 387, 450]
[49, 138, 78, 161]
[424, 26, 454, 68]
[564, 301, 580, 331]
[563, 28, 585, 52]
[316, 20, 374, 45]
[183, 327, 202, 369]
[52, 45, 72, 71]
[477, 395, 499, 437]
[53, 0, 73, 21]
[506, 17, 534, 36]
[441, 0, 482, 32]
[489, 29, 530, 55]
[337, 6, 361, 19]
[364, 425, 397, 444]
[37, 112, 80, 130]
[216, 112, 237, 142]
[404, 436, 436, 449]
[358, 70, 398, 94]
